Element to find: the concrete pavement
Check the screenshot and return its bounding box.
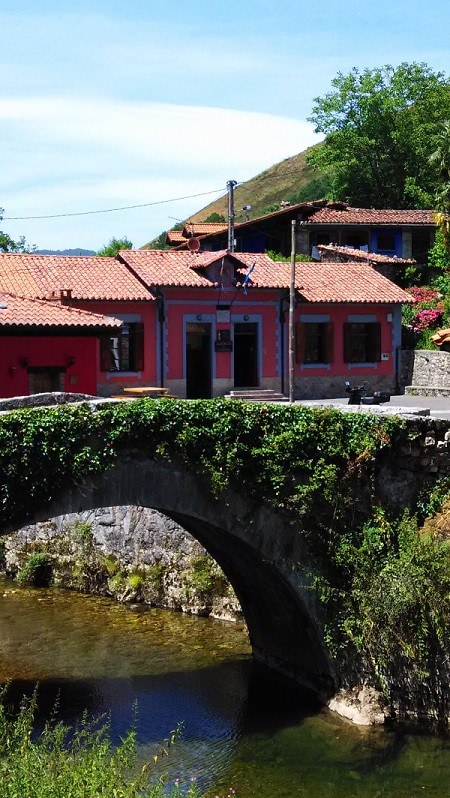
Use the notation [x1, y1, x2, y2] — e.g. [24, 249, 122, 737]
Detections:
[295, 393, 450, 420]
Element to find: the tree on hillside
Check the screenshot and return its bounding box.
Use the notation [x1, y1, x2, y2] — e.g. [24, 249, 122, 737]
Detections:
[307, 62, 450, 209]
[96, 236, 133, 257]
[203, 213, 226, 223]
[0, 207, 33, 252]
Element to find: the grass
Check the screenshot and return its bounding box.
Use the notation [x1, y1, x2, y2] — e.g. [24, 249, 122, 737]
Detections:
[0, 688, 202, 798]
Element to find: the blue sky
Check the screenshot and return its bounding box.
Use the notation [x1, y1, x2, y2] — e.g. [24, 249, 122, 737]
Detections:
[1, 0, 449, 250]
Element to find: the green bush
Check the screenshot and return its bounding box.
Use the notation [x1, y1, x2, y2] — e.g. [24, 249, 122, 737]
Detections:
[17, 552, 52, 587]
[127, 572, 144, 590]
[188, 555, 228, 600]
[102, 553, 121, 576]
[73, 520, 94, 542]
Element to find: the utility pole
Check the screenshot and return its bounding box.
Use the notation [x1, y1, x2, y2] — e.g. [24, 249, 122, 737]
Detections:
[227, 180, 237, 252]
[289, 219, 296, 404]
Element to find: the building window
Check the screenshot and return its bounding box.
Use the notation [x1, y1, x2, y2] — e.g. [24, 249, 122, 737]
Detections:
[100, 323, 144, 372]
[376, 232, 395, 252]
[343, 322, 381, 363]
[344, 232, 369, 248]
[295, 322, 334, 364]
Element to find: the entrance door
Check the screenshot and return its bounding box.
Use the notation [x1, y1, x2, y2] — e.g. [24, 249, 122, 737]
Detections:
[28, 368, 65, 394]
[186, 323, 212, 399]
[234, 322, 259, 387]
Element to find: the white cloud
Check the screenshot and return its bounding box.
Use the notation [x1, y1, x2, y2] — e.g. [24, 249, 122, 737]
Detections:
[0, 96, 321, 249]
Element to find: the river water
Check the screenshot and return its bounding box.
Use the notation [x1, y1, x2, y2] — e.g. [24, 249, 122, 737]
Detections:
[1, 576, 449, 797]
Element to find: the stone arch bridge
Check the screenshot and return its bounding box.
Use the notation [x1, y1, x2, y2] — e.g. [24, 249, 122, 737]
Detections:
[1, 398, 450, 702]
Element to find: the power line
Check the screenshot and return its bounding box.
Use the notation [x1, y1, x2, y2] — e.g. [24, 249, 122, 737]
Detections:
[3, 188, 226, 221]
[3, 163, 319, 222]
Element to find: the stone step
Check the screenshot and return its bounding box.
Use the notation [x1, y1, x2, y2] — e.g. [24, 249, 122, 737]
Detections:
[225, 389, 288, 402]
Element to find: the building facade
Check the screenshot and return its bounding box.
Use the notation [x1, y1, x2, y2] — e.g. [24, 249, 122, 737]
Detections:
[0, 250, 411, 400]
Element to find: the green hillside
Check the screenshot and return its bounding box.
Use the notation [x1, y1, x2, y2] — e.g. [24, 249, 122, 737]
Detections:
[144, 144, 327, 248]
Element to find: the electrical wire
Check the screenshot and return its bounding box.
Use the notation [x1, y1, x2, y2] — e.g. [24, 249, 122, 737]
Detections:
[3, 188, 226, 221]
[3, 161, 318, 222]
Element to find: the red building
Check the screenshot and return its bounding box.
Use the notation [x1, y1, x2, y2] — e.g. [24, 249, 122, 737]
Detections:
[0, 290, 121, 398]
[0, 249, 411, 400]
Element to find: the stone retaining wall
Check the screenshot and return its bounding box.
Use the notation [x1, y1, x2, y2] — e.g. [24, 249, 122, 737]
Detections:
[2, 505, 242, 623]
[400, 349, 450, 393]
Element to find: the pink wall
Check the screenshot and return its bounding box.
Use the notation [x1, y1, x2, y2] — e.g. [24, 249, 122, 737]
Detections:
[294, 303, 396, 377]
[0, 336, 98, 398]
[164, 288, 280, 380]
[0, 298, 398, 399]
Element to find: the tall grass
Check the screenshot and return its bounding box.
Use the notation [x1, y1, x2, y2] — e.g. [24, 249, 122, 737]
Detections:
[0, 688, 199, 798]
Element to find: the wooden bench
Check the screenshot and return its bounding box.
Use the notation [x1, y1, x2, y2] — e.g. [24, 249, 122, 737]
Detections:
[112, 387, 178, 400]
[123, 386, 170, 397]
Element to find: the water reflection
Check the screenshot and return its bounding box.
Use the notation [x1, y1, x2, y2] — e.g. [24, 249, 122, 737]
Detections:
[1, 578, 450, 797]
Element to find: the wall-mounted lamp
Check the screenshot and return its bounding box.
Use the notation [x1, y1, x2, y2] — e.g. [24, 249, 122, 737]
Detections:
[20, 357, 29, 368]
[67, 356, 76, 366]
[8, 366, 16, 376]
[243, 314, 249, 321]
[196, 314, 202, 321]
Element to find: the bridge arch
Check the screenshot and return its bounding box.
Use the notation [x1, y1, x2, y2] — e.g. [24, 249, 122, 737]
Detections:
[16, 457, 336, 699]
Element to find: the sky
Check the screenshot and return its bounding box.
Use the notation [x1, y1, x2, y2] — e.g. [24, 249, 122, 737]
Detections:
[1, 0, 449, 251]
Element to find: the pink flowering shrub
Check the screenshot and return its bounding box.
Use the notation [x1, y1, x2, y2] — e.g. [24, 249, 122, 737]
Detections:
[403, 285, 444, 334]
[407, 286, 441, 305]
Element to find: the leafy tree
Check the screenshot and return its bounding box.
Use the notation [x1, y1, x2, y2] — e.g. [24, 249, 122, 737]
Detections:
[266, 250, 312, 262]
[151, 231, 170, 250]
[203, 212, 226, 223]
[429, 121, 450, 248]
[307, 62, 450, 209]
[0, 207, 33, 252]
[97, 236, 133, 257]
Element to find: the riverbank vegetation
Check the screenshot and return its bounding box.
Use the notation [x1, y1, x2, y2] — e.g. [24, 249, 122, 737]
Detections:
[0, 687, 202, 798]
[1, 400, 450, 727]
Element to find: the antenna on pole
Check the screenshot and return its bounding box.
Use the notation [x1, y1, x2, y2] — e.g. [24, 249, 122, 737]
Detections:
[227, 180, 237, 252]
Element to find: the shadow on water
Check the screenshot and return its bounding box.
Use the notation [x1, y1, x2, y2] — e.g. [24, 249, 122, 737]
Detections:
[1, 658, 322, 743]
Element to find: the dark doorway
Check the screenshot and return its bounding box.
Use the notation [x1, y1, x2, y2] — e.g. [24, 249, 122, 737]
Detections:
[28, 367, 65, 394]
[186, 323, 212, 398]
[234, 322, 259, 387]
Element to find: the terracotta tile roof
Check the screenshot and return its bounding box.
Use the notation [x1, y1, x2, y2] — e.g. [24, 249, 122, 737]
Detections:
[164, 224, 227, 247]
[190, 201, 438, 245]
[119, 249, 411, 304]
[0, 250, 410, 307]
[303, 205, 436, 226]
[0, 291, 123, 328]
[235, 258, 412, 303]
[120, 249, 287, 288]
[165, 230, 187, 244]
[182, 222, 227, 237]
[119, 249, 236, 287]
[293, 262, 413, 304]
[317, 244, 416, 265]
[0, 253, 154, 301]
